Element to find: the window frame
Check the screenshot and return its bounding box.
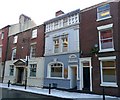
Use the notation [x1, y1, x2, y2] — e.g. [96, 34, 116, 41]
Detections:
[32, 29, 37, 39]
[9, 65, 14, 76]
[30, 64, 37, 77]
[97, 4, 111, 21]
[48, 62, 64, 78]
[99, 56, 118, 87]
[30, 43, 36, 58]
[53, 38, 60, 53]
[11, 48, 16, 60]
[97, 24, 114, 52]
[1, 32, 4, 39]
[62, 35, 68, 52]
[13, 35, 18, 44]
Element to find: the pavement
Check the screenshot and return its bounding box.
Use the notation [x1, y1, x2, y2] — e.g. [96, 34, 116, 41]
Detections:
[0, 83, 120, 100]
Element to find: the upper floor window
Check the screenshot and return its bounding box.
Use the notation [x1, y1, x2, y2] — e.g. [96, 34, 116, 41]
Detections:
[63, 18, 68, 27]
[13, 35, 18, 44]
[32, 29, 37, 39]
[97, 4, 111, 20]
[30, 64, 37, 77]
[54, 21, 58, 29]
[54, 38, 59, 53]
[12, 48, 16, 60]
[1, 32, 4, 39]
[62, 36, 68, 52]
[30, 44, 36, 58]
[9, 65, 14, 76]
[97, 24, 114, 52]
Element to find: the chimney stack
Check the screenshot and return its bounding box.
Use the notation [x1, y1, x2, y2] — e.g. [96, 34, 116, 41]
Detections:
[55, 10, 64, 17]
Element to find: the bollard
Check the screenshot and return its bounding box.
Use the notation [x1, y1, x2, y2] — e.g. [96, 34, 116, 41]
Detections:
[8, 80, 10, 87]
[49, 84, 51, 94]
[103, 86, 105, 100]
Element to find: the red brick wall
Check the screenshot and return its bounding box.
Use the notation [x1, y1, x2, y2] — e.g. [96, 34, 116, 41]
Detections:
[80, 2, 120, 96]
[7, 24, 45, 60]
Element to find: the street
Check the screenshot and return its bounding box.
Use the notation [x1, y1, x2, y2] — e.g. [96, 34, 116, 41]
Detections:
[0, 88, 71, 100]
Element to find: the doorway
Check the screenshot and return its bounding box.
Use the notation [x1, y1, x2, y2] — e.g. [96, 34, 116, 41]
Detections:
[83, 67, 90, 90]
[17, 67, 24, 83]
[70, 66, 77, 89]
[80, 57, 92, 91]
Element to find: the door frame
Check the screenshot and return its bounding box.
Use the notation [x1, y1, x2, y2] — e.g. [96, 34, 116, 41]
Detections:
[68, 65, 78, 88]
[80, 57, 92, 91]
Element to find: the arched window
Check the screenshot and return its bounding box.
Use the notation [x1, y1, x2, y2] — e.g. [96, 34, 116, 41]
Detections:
[49, 62, 63, 78]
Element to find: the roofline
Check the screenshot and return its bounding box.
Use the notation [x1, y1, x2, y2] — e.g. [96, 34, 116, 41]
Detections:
[44, 9, 80, 24]
[81, 0, 120, 12]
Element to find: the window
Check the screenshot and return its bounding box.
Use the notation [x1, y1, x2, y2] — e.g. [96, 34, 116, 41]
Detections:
[9, 65, 14, 76]
[30, 44, 36, 58]
[97, 4, 111, 20]
[12, 48, 16, 60]
[1, 32, 4, 39]
[99, 57, 117, 86]
[97, 24, 114, 52]
[62, 36, 68, 52]
[13, 35, 18, 43]
[63, 18, 68, 27]
[54, 39, 59, 53]
[54, 21, 58, 29]
[30, 64, 37, 77]
[32, 29, 37, 38]
[50, 63, 63, 77]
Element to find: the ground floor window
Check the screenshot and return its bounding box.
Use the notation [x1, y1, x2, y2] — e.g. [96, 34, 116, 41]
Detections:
[9, 65, 14, 76]
[50, 63, 63, 78]
[30, 64, 37, 77]
[99, 56, 117, 86]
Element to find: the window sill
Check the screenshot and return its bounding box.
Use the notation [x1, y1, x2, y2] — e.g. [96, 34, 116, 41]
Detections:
[96, 16, 112, 22]
[100, 83, 118, 87]
[31, 37, 37, 39]
[46, 77, 64, 79]
[99, 48, 115, 53]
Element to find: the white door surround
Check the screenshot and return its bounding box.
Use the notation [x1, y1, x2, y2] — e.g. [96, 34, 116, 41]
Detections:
[68, 65, 78, 89]
[80, 57, 92, 91]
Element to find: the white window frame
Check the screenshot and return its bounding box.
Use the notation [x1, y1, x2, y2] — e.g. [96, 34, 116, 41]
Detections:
[11, 48, 16, 60]
[99, 56, 118, 87]
[9, 65, 14, 76]
[13, 35, 18, 44]
[47, 62, 64, 79]
[62, 35, 68, 52]
[53, 38, 60, 53]
[97, 4, 111, 21]
[32, 29, 37, 39]
[30, 43, 36, 58]
[29, 64, 37, 77]
[97, 24, 114, 52]
[1, 32, 4, 39]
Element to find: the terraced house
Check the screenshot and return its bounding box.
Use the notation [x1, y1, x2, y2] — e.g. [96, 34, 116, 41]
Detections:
[0, 25, 10, 82]
[79, 0, 120, 96]
[43, 9, 80, 89]
[3, 14, 45, 87]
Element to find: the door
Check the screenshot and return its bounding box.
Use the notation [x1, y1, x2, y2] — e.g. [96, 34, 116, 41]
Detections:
[70, 66, 77, 89]
[17, 67, 24, 83]
[83, 67, 90, 91]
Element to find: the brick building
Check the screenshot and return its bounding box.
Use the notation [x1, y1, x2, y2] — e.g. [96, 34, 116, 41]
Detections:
[79, 0, 120, 96]
[3, 15, 45, 87]
[0, 25, 10, 82]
